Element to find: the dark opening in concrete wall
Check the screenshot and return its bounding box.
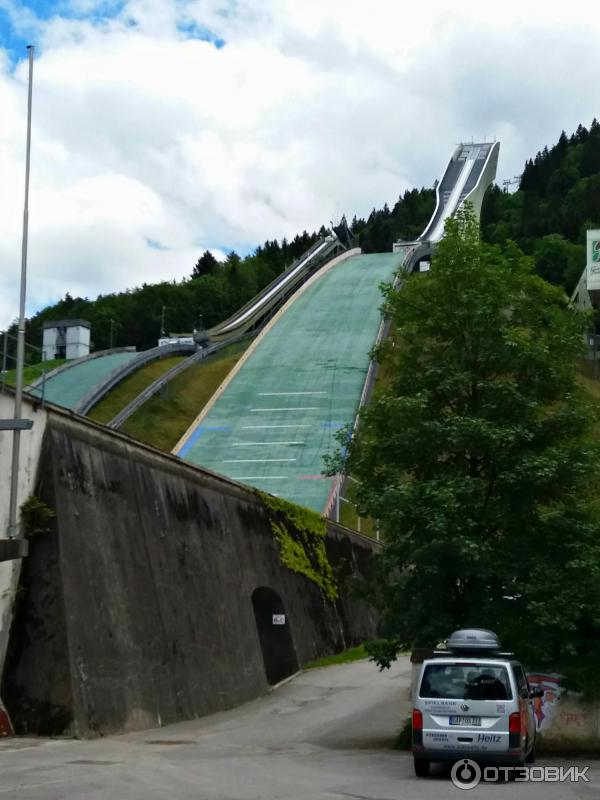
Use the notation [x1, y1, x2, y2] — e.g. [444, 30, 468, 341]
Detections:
[251, 587, 298, 685]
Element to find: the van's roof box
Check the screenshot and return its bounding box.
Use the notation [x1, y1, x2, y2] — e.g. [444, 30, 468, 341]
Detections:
[446, 628, 502, 652]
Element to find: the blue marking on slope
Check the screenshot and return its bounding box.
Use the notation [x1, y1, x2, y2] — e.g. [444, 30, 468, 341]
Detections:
[178, 425, 230, 458]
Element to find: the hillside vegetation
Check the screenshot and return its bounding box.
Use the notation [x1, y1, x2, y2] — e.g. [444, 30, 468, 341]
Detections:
[7, 121, 600, 364]
[6, 188, 434, 360]
[120, 340, 248, 451]
[481, 119, 600, 293]
[87, 355, 186, 424]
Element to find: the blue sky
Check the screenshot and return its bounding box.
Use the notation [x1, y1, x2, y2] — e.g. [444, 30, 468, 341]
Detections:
[0, 1, 223, 67]
[0, 3, 37, 60]
[2, 0, 600, 328]
[0, 1, 123, 63]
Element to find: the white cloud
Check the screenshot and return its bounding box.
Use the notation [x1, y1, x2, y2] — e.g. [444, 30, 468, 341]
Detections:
[2, 0, 600, 329]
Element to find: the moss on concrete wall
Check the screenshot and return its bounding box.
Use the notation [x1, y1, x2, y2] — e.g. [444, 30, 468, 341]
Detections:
[260, 493, 338, 601]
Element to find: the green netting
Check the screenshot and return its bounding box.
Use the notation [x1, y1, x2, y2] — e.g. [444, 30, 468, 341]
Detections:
[30, 352, 138, 410]
[178, 253, 403, 512]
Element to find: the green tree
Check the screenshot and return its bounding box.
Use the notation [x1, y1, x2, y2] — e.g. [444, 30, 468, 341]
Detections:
[192, 249, 219, 279]
[532, 234, 584, 292]
[327, 208, 600, 683]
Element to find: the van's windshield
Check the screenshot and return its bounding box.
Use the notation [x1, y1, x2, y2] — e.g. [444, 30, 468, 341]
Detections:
[419, 663, 512, 700]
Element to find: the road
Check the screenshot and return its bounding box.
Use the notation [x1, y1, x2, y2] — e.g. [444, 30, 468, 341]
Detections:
[1, 657, 599, 799]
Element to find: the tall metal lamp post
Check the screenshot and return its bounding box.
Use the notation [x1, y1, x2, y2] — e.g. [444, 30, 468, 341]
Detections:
[6, 46, 35, 539]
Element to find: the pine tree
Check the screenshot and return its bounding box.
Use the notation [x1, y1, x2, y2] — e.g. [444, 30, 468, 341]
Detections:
[192, 250, 219, 279]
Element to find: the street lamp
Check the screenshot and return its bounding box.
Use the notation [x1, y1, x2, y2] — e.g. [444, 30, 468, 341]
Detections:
[7, 46, 34, 539]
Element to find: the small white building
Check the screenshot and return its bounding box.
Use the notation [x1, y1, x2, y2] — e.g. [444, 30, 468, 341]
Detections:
[158, 335, 195, 347]
[42, 319, 91, 361]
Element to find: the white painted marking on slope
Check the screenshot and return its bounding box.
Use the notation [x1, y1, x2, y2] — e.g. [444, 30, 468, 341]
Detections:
[250, 407, 320, 412]
[241, 424, 311, 429]
[224, 458, 297, 463]
[234, 476, 287, 480]
[258, 391, 327, 396]
[232, 442, 304, 447]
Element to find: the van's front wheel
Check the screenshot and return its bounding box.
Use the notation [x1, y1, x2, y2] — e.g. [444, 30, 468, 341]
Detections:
[414, 758, 430, 778]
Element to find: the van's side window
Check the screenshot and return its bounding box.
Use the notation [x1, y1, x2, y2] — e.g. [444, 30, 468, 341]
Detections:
[514, 664, 529, 699]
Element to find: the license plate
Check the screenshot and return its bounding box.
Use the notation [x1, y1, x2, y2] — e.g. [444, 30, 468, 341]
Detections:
[449, 715, 481, 726]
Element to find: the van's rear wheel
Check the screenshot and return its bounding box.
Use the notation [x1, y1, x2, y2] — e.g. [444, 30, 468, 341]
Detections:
[414, 758, 430, 778]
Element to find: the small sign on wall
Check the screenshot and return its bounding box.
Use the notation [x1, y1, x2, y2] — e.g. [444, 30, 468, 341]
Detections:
[272, 614, 286, 625]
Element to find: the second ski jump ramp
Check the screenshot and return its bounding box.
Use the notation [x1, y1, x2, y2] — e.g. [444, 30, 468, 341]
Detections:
[174, 249, 404, 512]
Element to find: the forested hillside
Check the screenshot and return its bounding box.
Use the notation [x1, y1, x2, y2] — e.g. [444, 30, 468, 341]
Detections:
[9, 121, 600, 358]
[481, 119, 600, 292]
[22, 231, 323, 355]
[15, 188, 434, 354]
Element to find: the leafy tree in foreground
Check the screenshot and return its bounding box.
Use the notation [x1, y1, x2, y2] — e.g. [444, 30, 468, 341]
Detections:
[327, 207, 600, 685]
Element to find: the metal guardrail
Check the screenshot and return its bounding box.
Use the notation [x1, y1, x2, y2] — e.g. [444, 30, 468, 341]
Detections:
[209, 236, 333, 333]
[74, 342, 195, 415]
[107, 335, 252, 429]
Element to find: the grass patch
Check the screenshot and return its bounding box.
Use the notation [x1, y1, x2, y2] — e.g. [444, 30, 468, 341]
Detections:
[121, 341, 249, 452]
[575, 360, 600, 445]
[304, 644, 368, 669]
[1, 359, 67, 388]
[87, 355, 185, 424]
[537, 734, 600, 756]
[339, 500, 378, 539]
[393, 717, 412, 750]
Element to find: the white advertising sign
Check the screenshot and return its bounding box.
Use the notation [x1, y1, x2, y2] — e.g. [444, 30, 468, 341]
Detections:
[586, 230, 600, 291]
[272, 614, 286, 625]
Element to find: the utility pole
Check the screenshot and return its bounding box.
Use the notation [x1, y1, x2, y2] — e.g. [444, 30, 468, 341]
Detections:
[161, 305, 166, 336]
[7, 46, 34, 539]
[109, 318, 115, 349]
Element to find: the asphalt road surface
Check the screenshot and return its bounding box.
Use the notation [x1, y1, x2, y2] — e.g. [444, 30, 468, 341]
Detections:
[1, 657, 599, 799]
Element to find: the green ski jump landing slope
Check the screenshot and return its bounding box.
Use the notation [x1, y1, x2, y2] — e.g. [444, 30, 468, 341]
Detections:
[30, 352, 137, 410]
[175, 253, 403, 513]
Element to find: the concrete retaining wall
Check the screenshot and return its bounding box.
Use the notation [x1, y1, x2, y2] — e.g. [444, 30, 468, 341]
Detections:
[1, 407, 378, 738]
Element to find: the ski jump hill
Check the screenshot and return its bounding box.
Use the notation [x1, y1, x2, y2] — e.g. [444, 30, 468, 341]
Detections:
[174, 142, 499, 513]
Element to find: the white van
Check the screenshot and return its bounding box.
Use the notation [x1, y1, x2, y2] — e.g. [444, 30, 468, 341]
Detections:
[412, 629, 543, 777]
